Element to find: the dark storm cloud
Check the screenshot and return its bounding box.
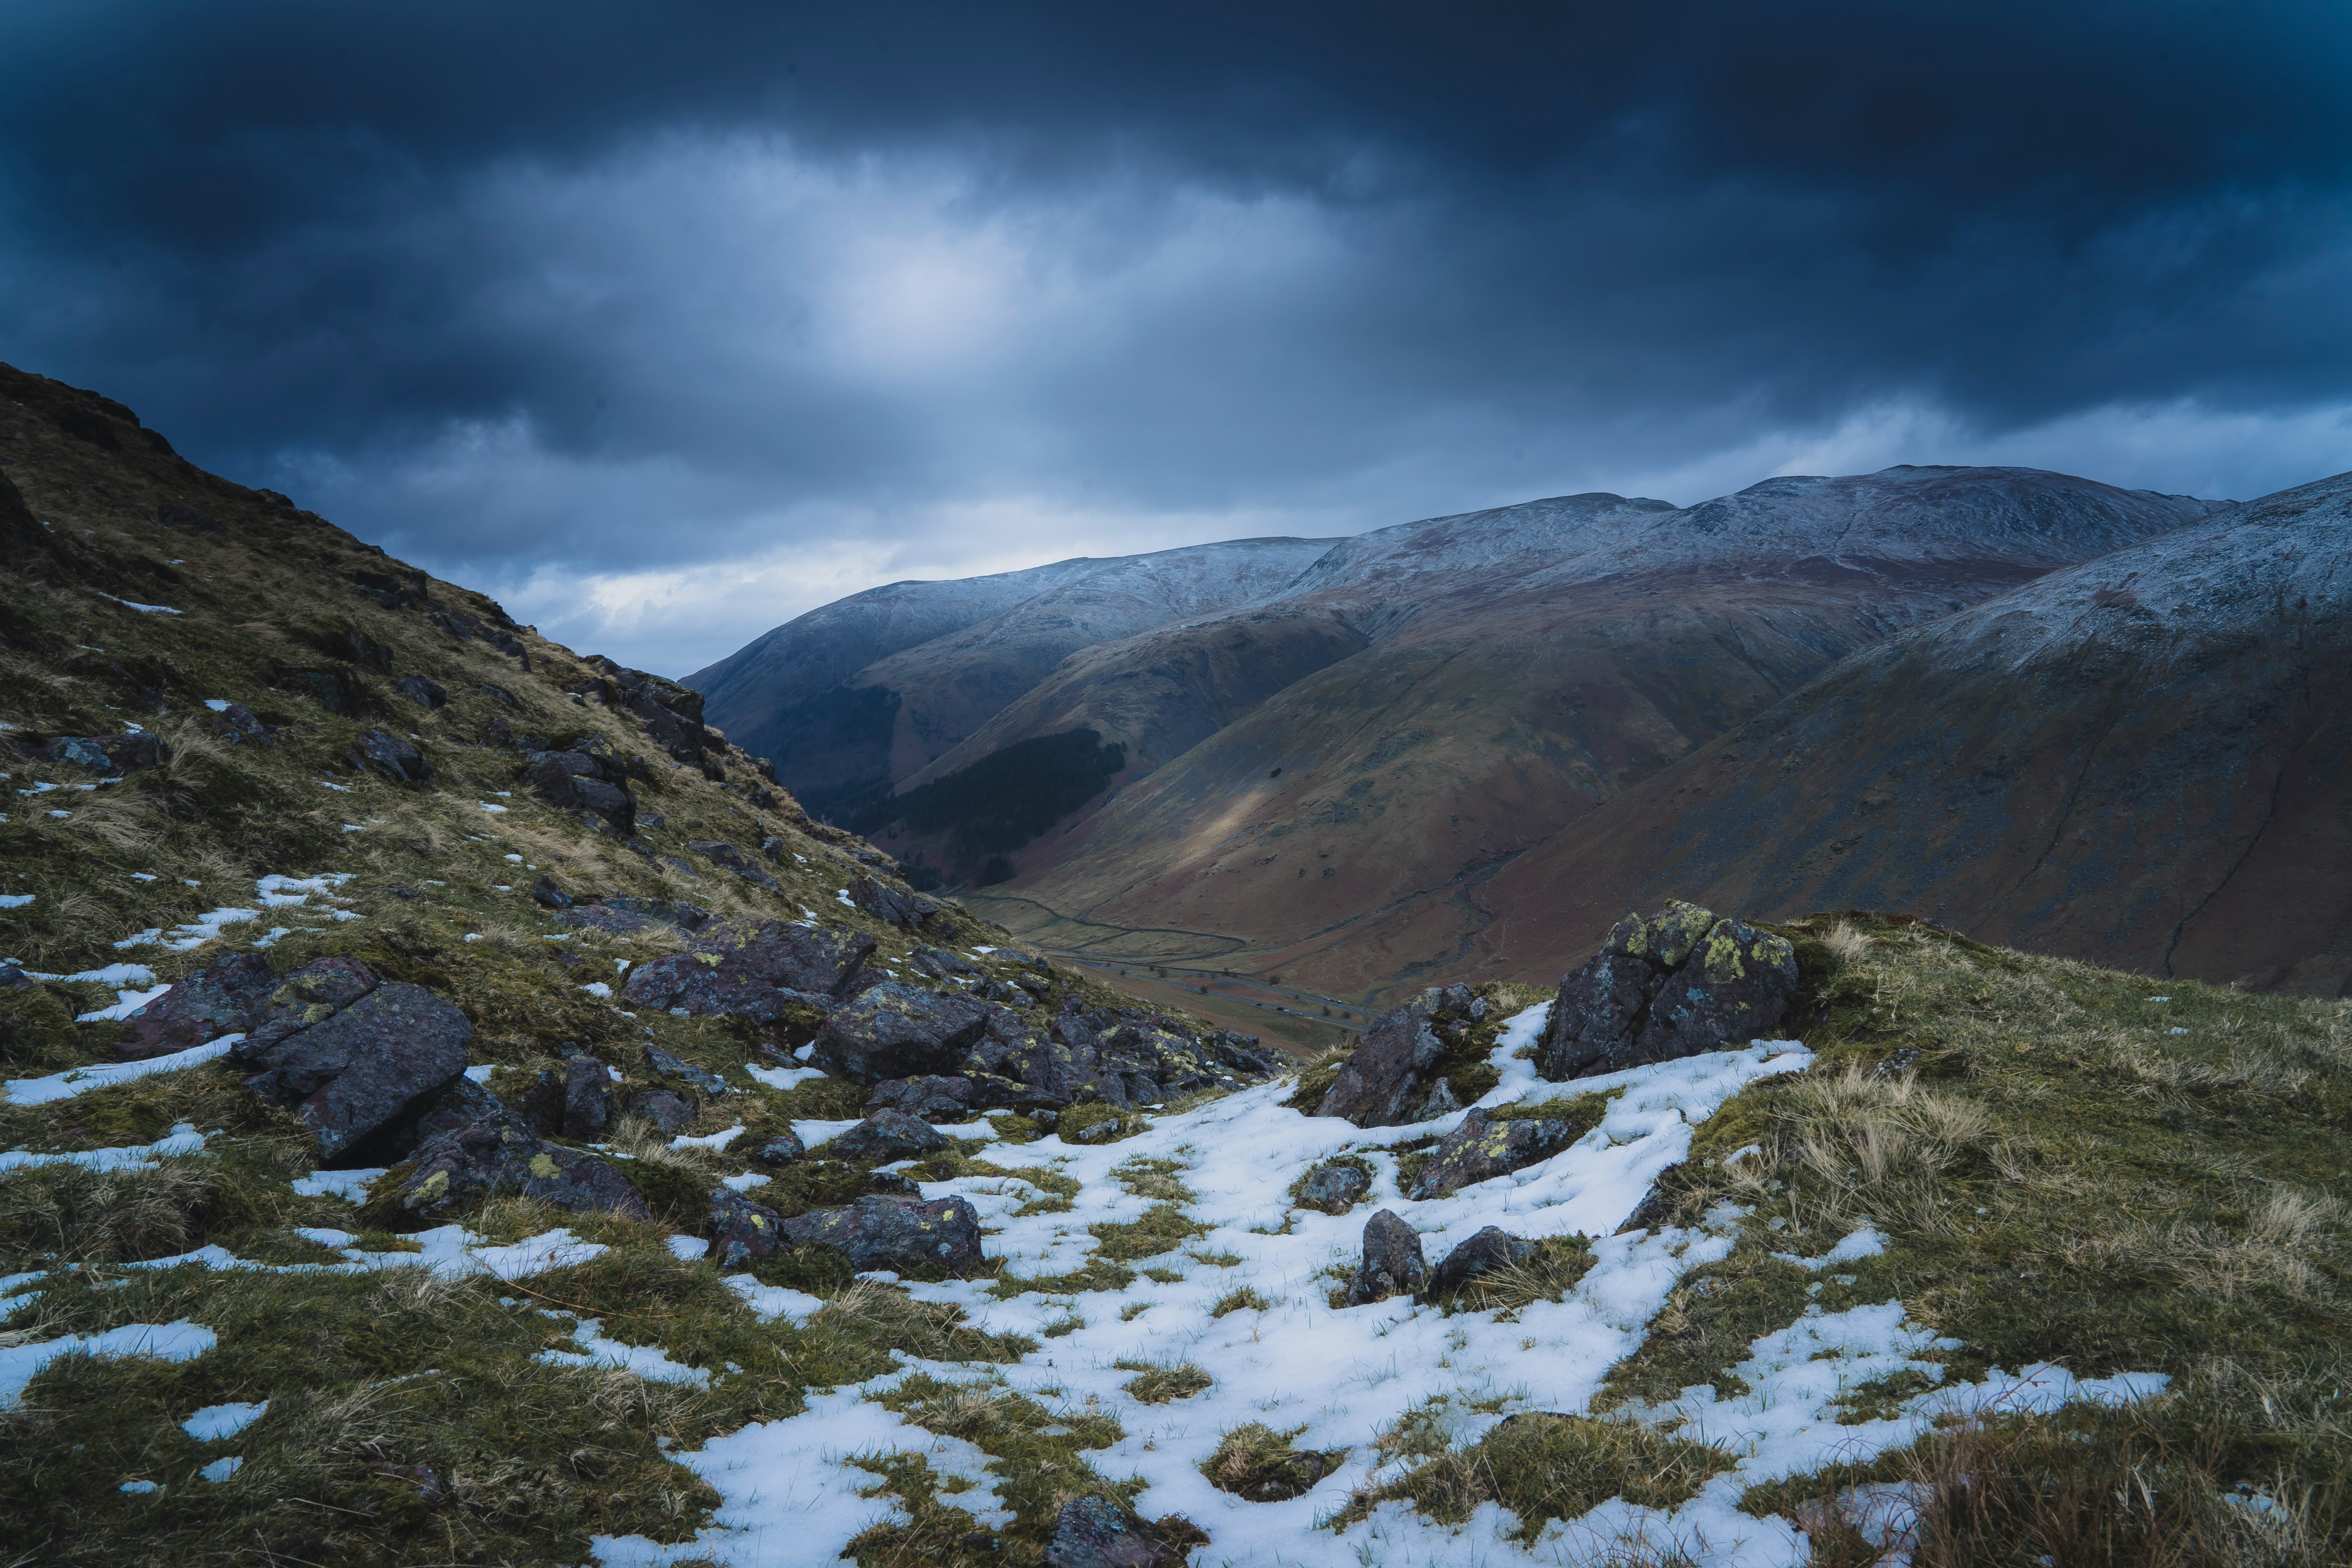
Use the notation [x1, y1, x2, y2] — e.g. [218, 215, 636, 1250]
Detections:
[4, 3, 2349, 670]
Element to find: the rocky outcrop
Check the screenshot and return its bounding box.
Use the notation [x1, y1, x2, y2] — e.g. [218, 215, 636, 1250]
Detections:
[521, 744, 637, 837]
[1428, 1226, 1537, 1297]
[45, 733, 164, 775]
[808, 982, 991, 1084]
[554, 896, 711, 936]
[846, 875, 945, 931]
[1043, 1496, 1192, 1568]
[688, 839, 779, 891]
[1408, 1107, 1584, 1199]
[779, 1194, 985, 1276]
[863, 1075, 981, 1122]
[236, 980, 474, 1161]
[826, 1109, 950, 1162]
[1541, 902, 1798, 1079]
[391, 675, 446, 709]
[346, 728, 431, 784]
[561, 1056, 613, 1138]
[1295, 1160, 1371, 1215]
[622, 918, 878, 1022]
[586, 656, 715, 771]
[645, 1046, 727, 1096]
[375, 1115, 649, 1227]
[1317, 984, 1488, 1127]
[1345, 1209, 1428, 1305]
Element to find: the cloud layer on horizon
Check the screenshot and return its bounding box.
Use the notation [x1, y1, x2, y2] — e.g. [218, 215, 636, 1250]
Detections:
[5, 2, 2349, 674]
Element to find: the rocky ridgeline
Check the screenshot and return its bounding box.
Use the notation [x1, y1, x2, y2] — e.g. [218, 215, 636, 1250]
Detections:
[1315, 900, 1799, 1305]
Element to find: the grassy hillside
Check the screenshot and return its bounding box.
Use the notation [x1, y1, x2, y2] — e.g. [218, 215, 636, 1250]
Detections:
[2, 365, 2343, 1568]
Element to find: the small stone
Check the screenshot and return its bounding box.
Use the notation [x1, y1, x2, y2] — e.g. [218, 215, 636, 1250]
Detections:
[1427, 1225, 1538, 1297]
[826, 1108, 949, 1163]
[529, 875, 573, 909]
[755, 1130, 807, 1166]
[708, 1187, 788, 1267]
[562, 1055, 613, 1139]
[645, 1046, 727, 1096]
[345, 728, 431, 785]
[207, 702, 271, 746]
[863, 1075, 980, 1122]
[629, 1088, 696, 1134]
[1345, 1209, 1428, 1305]
[1296, 1161, 1371, 1215]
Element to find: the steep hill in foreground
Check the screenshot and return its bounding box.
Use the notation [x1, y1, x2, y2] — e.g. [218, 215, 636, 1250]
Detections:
[0, 364, 2343, 1567]
[961, 469, 2220, 1002]
[1472, 470, 2352, 997]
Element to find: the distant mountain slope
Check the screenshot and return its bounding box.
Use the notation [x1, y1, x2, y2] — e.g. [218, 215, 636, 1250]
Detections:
[967, 468, 2221, 999]
[694, 536, 1341, 818]
[1468, 469, 2352, 996]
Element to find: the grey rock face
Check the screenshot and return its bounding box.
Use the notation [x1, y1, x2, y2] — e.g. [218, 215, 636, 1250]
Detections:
[629, 1088, 697, 1134]
[1541, 902, 1799, 1079]
[779, 1193, 985, 1276]
[239, 982, 473, 1161]
[646, 1046, 727, 1096]
[1346, 1208, 1429, 1305]
[367, 1074, 505, 1165]
[1408, 1107, 1584, 1200]
[118, 950, 278, 1060]
[689, 839, 780, 891]
[809, 981, 992, 1085]
[521, 747, 637, 835]
[391, 675, 447, 709]
[1295, 1160, 1372, 1215]
[864, 1074, 980, 1122]
[562, 1055, 613, 1139]
[622, 918, 877, 1022]
[754, 1129, 807, 1166]
[1317, 984, 1484, 1128]
[846, 874, 944, 930]
[827, 1108, 951, 1163]
[1428, 1225, 1538, 1297]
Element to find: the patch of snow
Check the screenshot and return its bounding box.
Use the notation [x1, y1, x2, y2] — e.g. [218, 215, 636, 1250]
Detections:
[34, 962, 155, 985]
[1, 1320, 218, 1409]
[4, 1036, 241, 1105]
[481, 802, 509, 814]
[291, 1169, 384, 1200]
[746, 1063, 827, 1092]
[0, 895, 33, 909]
[203, 699, 231, 713]
[197, 1456, 243, 1482]
[182, 1401, 268, 1441]
[97, 593, 183, 614]
[581, 982, 613, 998]
[0, 1122, 205, 1174]
[720, 1172, 772, 1192]
[673, 1125, 745, 1151]
[668, 1236, 711, 1261]
[464, 1065, 495, 1083]
[540, 1319, 710, 1386]
[319, 780, 352, 793]
[77, 982, 174, 1023]
[119, 1479, 160, 1494]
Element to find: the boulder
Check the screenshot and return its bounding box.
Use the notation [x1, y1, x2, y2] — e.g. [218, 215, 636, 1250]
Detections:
[907, 946, 982, 982]
[779, 1194, 985, 1276]
[365, 1074, 505, 1165]
[644, 1046, 726, 1096]
[116, 950, 278, 1060]
[562, 1056, 614, 1139]
[207, 702, 272, 746]
[1296, 1160, 1371, 1215]
[629, 1088, 697, 1134]
[846, 875, 944, 930]
[1540, 902, 1799, 1080]
[1317, 985, 1484, 1128]
[239, 982, 474, 1161]
[47, 733, 164, 774]
[1043, 1497, 1190, 1568]
[1407, 1107, 1583, 1200]
[1427, 1226, 1537, 1298]
[554, 896, 711, 936]
[529, 875, 573, 910]
[622, 918, 877, 1022]
[708, 1187, 789, 1268]
[346, 729, 431, 784]
[809, 981, 991, 1085]
[1345, 1209, 1428, 1305]
[754, 1129, 807, 1166]
[390, 675, 447, 709]
[237, 956, 382, 1054]
[826, 1109, 949, 1163]
[376, 1116, 649, 1227]
[513, 1064, 568, 1135]
[863, 1075, 980, 1122]
[688, 839, 780, 891]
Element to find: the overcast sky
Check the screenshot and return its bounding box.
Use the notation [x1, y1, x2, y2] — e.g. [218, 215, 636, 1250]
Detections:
[5, 3, 2349, 675]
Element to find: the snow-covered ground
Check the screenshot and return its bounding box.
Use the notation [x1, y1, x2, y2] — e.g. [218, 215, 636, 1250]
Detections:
[594, 1004, 2167, 1567]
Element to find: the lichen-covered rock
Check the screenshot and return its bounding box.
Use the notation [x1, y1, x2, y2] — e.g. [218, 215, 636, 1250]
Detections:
[238, 956, 382, 1054]
[1043, 1497, 1190, 1568]
[1428, 1225, 1537, 1297]
[864, 1075, 980, 1122]
[1347, 1209, 1429, 1305]
[1316, 984, 1485, 1128]
[346, 728, 431, 784]
[708, 1187, 788, 1267]
[809, 981, 991, 1084]
[521, 748, 636, 836]
[779, 1193, 985, 1276]
[239, 983, 474, 1161]
[827, 1108, 950, 1163]
[117, 951, 278, 1060]
[846, 875, 944, 930]
[376, 1116, 649, 1227]
[1408, 1107, 1584, 1200]
[908, 946, 982, 982]
[561, 1055, 613, 1139]
[622, 918, 877, 1022]
[1541, 902, 1799, 1079]
[1295, 1160, 1372, 1215]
